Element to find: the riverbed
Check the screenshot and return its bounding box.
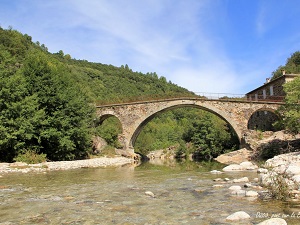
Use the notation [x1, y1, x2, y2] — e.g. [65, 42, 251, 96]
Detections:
[0, 160, 299, 224]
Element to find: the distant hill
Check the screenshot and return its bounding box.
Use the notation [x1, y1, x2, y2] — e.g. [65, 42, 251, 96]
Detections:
[1, 27, 194, 105]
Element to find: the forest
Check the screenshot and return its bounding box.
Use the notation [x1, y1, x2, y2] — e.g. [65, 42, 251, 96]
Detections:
[0, 27, 299, 162]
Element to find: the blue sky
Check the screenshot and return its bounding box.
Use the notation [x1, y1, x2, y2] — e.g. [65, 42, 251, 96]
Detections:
[1, 0, 300, 94]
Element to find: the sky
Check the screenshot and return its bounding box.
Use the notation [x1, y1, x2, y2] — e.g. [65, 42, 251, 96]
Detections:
[1, 0, 300, 95]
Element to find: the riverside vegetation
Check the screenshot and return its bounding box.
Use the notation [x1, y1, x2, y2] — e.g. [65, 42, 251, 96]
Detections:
[0, 27, 299, 164]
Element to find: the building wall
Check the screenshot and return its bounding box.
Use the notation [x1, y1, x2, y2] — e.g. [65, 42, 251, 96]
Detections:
[246, 75, 299, 101]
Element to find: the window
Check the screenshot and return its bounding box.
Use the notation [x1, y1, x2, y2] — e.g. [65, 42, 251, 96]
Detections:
[270, 85, 274, 96]
[263, 89, 266, 99]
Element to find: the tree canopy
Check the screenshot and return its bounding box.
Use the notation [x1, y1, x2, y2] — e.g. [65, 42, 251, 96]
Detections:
[272, 51, 300, 80]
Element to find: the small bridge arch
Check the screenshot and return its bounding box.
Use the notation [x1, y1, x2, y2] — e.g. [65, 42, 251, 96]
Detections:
[96, 98, 282, 154]
[247, 108, 281, 131]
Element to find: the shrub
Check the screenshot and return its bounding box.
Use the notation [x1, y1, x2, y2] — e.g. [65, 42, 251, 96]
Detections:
[266, 170, 297, 201]
[13, 150, 47, 164]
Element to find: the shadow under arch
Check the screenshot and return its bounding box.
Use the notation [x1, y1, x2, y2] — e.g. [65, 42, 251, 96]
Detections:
[129, 104, 240, 149]
[247, 108, 281, 131]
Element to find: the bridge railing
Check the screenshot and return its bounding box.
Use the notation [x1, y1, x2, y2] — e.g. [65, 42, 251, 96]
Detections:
[194, 92, 246, 100]
[195, 92, 285, 102]
[95, 93, 286, 106]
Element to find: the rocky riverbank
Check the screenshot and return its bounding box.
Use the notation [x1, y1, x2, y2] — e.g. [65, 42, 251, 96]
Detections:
[0, 156, 134, 174]
[210, 160, 290, 224]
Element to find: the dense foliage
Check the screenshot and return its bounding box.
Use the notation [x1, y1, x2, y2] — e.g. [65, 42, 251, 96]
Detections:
[0, 28, 94, 162]
[272, 51, 300, 80]
[0, 27, 195, 162]
[276, 76, 300, 133]
[135, 108, 239, 159]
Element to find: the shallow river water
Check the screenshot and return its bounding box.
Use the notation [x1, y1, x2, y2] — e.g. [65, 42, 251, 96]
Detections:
[1, 160, 300, 225]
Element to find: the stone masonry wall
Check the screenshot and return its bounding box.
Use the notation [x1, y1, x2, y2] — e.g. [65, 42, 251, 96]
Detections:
[96, 99, 281, 153]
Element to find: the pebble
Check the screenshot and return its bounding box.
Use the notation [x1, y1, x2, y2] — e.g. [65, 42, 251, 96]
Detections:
[233, 177, 249, 183]
[245, 190, 258, 197]
[228, 185, 241, 191]
[145, 191, 155, 198]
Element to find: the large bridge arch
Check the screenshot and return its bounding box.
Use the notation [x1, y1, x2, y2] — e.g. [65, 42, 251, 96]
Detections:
[96, 98, 282, 154]
[129, 103, 241, 149]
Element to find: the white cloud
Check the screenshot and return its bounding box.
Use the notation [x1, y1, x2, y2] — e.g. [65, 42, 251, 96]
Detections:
[2, 0, 299, 94]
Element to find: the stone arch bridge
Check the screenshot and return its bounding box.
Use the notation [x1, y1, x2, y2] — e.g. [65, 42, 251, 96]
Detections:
[96, 97, 282, 154]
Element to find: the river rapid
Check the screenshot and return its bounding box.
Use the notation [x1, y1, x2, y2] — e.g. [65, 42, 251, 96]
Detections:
[1, 160, 300, 225]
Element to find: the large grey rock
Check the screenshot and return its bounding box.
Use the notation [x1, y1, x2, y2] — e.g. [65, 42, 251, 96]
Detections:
[286, 164, 300, 176]
[223, 161, 258, 171]
[257, 218, 287, 225]
[226, 211, 250, 221]
[228, 185, 242, 191]
[240, 161, 258, 170]
[214, 148, 252, 164]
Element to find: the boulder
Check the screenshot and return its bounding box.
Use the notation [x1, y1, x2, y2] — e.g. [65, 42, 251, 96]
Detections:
[257, 218, 287, 225]
[286, 164, 300, 176]
[228, 185, 242, 191]
[292, 174, 300, 183]
[226, 211, 250, 221]
[223, 161, 258, 171]
[214, 148, 252, 164]
[245, 190, 258, 197]
[223, 164, 243, 171]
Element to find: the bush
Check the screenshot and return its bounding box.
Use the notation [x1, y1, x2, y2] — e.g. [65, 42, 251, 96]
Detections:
[13, 150, 47, 164]
[266, 170, 297, 201]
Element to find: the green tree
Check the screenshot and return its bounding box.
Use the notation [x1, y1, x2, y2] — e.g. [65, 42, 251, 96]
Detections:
[21, 50, 94, 160]
[96, 117, 122, 147]
[183, 113, 235, 160]
[0, 48, 45, 162]
[272, 51, 300, 80]
[277, 76, 300, 133]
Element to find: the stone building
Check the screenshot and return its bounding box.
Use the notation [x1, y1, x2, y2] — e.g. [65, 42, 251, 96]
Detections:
[246, 72, 299, 131]
[246, 72, 300, 102]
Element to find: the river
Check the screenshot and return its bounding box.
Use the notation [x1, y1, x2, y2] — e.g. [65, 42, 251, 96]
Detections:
[1, 160, 300, 224]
